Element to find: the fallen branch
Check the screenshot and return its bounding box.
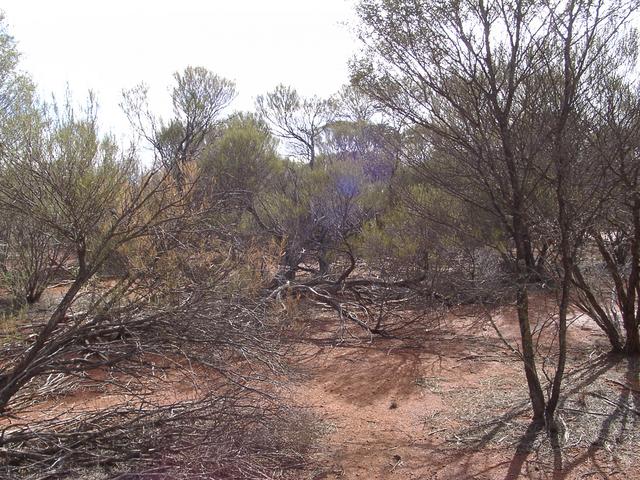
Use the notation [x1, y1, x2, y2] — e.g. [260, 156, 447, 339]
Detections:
[269, 282, 386, 335]
[606, 378, 640, 394]
[588, 392, 640, 416]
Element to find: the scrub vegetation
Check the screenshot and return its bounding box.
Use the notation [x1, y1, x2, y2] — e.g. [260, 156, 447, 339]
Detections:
[1, 1, 640, 478]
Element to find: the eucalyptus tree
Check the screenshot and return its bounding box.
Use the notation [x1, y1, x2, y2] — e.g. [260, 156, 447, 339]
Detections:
[256, 84, 335, 169]
[334, 84, 379, 123]
[200, 113, 280, 206]
[197, 112, 282, 258]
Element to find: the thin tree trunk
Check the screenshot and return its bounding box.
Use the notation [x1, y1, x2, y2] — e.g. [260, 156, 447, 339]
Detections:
[546, 181, 571, 429]
[0, 272, 89, 411]
[318, 255, 330, 277]
[624, 196, 640, 354]
[515, 284, 546, 421]
[572, 265, 625, 352]
[514, 214, 546, 421]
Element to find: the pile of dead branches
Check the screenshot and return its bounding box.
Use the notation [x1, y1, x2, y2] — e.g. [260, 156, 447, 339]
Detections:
[0, 289, 314, 479]
[1, 389, 315, 479]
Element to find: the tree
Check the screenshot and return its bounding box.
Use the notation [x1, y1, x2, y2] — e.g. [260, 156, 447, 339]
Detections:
[0, 21, 49, 305]
[0, 48, 310, 476]
[352, 0, 638, 426]
[0, 94, 190, 410]
[571, 80, 640, 354]
[334, 84, 379, 123]
[199, 112, 280, 209]
[123, 66, 235, 185]
[321, 119, 400, 182]
[0, 214, 69, 305]
[256, 84, 335, 168]
[0, 12, 34, 135]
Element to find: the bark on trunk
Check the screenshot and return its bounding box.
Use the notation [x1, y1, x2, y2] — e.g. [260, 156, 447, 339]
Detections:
[515, 284, 546, 421]
[0, 273, 88, 411]
[624, 196, 640, 355]
[572, 265, 625, 353]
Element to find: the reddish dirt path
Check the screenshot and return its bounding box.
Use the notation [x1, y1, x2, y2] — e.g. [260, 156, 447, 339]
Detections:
[287, 303, 639, 480]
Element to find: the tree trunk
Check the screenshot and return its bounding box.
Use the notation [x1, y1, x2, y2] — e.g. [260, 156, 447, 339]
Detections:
[624, 196, 640, 355]
[515, 226, 546, 421]
[572, 265, 625, 353]
[281, 246, 299, 282]
[625, 325, 640, 355]
[0, 273, 88, 411]
[515, 284, 546, 422]
[318, 254, 330, 277]
[507, 140, 546, 421]
[545, 191, 571, 430]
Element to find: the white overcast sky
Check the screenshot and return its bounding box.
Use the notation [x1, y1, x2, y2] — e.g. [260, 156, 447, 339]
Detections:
[1, 0, 359, 138]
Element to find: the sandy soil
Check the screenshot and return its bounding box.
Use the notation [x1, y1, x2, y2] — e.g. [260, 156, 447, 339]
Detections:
[3, 286, 639, 479]
[286, 299, 640, 480]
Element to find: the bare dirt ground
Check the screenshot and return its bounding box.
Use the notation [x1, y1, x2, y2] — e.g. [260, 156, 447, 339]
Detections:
[3, 287, 639, 479]
[286, 298, 640, 480]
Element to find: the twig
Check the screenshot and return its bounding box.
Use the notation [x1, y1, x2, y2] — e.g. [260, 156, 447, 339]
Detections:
[561, 407, 609, 417]
[606, 378, 640, 394]
[588, 392, 640, 416]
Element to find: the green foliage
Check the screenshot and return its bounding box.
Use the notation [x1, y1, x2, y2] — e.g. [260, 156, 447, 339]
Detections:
[0, 13, 36, 157]
[0, 96, 133, 251]
[356, 181, 442, 274]
[321, 119, 399, 182]
[0, 214, 67, 305]
[200, 112, 280, 198]
[172, 66, 236, 125]
[250, 153, 390, 279]
[122, 66, 236, 175]
[0, 89, 192, 296]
